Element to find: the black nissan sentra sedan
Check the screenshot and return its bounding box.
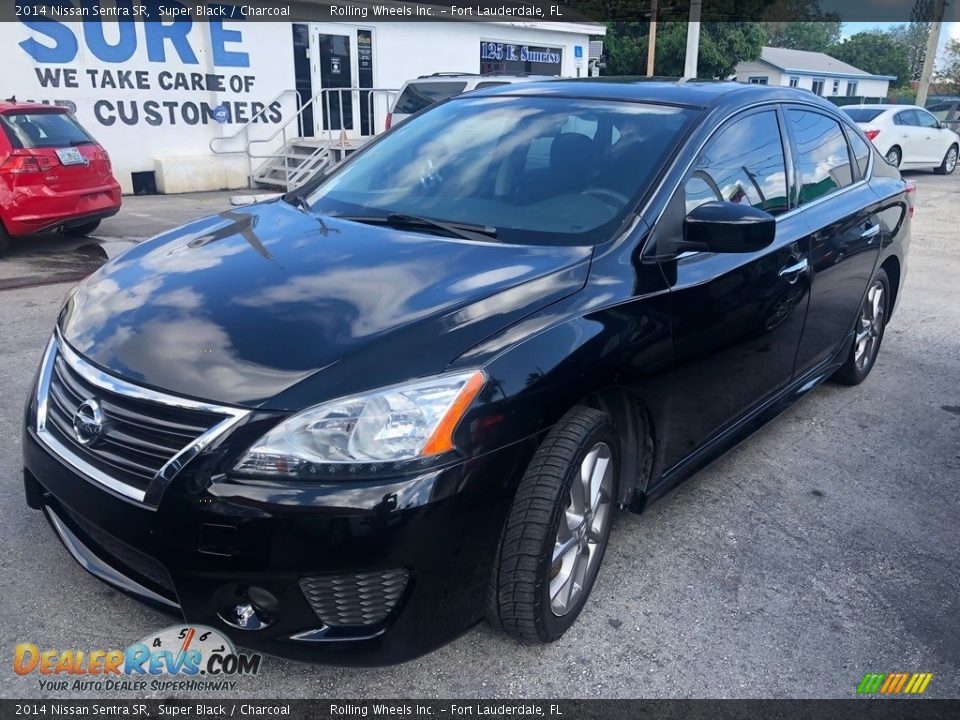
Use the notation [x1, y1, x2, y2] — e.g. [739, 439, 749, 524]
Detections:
[23, 81, 911, 665]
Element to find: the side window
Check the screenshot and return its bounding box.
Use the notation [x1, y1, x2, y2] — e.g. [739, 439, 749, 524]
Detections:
[684, 110, 788, 216]
[847, 130, 872, 179]
[894, 109, 918, 126]
[915, 110, 939, 129]
[787, 110, 854, 205]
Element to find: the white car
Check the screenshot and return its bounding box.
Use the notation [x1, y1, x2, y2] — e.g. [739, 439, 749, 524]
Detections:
[843, 104, 959, 174]
[387, 73, 552, 129]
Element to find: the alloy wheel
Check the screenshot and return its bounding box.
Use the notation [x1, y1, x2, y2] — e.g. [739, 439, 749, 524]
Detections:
[549, 442, 614, 617]
[854, 280, 885, 371]
[947, 147, 958, 173]
[886, 149, 900, 167]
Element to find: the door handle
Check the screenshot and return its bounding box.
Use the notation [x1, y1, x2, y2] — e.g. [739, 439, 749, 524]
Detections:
[861, 224, 881, 242]
[779, 258, 809, 283]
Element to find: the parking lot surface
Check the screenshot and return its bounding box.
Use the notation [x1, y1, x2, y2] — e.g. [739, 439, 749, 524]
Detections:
[1, 174, 958, 699]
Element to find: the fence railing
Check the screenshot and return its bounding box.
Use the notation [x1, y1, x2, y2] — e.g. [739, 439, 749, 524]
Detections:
[210, 87, 398, 189]
[246, 87, 398, 161]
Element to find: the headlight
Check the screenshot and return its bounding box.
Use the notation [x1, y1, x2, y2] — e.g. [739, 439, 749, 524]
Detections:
[233, 369, 486, 478]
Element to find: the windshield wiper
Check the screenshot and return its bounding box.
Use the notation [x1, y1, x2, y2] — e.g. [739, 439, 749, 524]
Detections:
[283, 193, 313, 214]
[69, 139, 95, 146]
[338, 213, 499, 243]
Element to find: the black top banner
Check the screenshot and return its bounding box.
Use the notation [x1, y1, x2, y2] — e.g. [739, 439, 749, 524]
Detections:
[3, 700, 960, 720]
[4, 0, 960, 24]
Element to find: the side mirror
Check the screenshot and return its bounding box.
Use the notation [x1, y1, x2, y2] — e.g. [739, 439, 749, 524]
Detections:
[681, 201, 776, 254]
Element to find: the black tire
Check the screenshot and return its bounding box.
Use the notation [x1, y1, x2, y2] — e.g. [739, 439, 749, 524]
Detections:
[834, 268, 890, 386]
[0, 222, 9, 256]
[487, 405, 619, 643]
[885, 146, 901, 168]
[934, 144, 958, 175]
[61, 220, 101, 237]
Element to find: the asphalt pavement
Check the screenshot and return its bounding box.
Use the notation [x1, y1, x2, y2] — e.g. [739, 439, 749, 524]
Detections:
[1, 174, 958, 699]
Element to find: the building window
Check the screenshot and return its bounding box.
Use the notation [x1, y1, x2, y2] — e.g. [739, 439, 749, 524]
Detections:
[832, 80, 840, 95]
[812, 78, 825, 96]
[789, 76, 799, 88]
[846, 81, 858, 97]
[748, 76, 769, 85]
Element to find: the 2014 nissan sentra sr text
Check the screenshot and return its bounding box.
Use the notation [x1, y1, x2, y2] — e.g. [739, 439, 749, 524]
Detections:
[23, 80, 911, 665]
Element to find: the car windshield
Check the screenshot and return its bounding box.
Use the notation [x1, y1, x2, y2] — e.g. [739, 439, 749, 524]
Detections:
[0, 111, 95, 149]
[306, 96, 697, 246]
[842, 108, 886, 123]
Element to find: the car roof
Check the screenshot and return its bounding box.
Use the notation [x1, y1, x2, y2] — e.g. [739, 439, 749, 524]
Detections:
[465, 78, 843, 111]
[0, 102, 69, 114]
[408, 74, 554, 83]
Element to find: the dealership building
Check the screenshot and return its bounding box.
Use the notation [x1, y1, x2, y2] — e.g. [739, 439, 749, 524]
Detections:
[3, 12, 603, 194]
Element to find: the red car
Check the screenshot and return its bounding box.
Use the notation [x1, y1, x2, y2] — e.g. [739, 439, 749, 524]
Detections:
[0, 102, 121, 255]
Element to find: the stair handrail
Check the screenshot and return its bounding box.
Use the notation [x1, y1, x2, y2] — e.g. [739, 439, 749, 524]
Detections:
[208, 88, 300, 156]
[247, 87, 398, 161]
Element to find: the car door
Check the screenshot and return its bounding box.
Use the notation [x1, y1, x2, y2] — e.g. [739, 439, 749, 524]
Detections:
[891, 109, 922, 164]
[914, 107, 951, 163]
[654, 106, 812, 470]
[786, 108, 883, 374]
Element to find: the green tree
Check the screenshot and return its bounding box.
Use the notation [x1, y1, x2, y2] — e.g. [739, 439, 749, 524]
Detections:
[764, 22, 842, 52]
[828, 33, 910, 85]
[602, 21, 764, 79]
[885, 13, 931, 82]
[940, 38, 960, 90]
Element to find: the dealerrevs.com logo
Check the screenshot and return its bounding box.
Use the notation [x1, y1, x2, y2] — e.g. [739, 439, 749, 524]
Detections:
[14, 625, 262, 692]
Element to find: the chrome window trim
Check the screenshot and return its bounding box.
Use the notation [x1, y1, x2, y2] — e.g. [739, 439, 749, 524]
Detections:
[35, 332, 250, 506]
[640, 97, 875, 259]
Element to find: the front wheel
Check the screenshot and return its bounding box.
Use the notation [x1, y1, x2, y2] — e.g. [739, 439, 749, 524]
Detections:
[0, 222, 10, 256]
[487, 406, 619, 643]
[934, 144, 958, 175]
[834, 269, 890, 386]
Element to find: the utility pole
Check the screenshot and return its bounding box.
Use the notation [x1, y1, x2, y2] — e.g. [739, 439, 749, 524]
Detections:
[646, 0, 658, 77]
[684, 0, 702, 79]
[915, 0, 946, 107]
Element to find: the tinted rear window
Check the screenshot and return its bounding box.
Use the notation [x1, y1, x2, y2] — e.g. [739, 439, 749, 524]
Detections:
[0, 111, 94, 149]
[842, 108, 885, 123]
[394, 82, 468, 115]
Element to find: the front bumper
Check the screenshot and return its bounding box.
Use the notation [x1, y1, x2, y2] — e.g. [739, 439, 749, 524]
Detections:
[23, 426, 535, 665]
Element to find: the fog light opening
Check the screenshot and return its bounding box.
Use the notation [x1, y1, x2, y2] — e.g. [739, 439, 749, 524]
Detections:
[217, 586, 279, 631]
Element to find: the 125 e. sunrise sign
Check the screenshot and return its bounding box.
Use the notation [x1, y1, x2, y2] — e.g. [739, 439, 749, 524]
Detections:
[479, 41, 562, 76]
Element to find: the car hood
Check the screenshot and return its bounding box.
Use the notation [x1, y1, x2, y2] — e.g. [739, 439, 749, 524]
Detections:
[59, 201, 591, 409]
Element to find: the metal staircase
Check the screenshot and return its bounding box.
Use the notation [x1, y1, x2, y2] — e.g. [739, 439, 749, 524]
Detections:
[210, 88, 397, 192]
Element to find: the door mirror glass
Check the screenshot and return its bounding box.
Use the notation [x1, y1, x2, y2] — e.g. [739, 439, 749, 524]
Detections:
[683, 201, 776, 253]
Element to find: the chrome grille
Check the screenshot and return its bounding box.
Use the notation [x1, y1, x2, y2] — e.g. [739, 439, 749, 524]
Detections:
[46, 353, 223, 488]
[300, 569, 409, 627]
[35, 334, 250, 505]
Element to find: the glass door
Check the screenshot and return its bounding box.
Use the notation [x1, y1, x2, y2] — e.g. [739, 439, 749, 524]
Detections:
[310, 25, 361, 139]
